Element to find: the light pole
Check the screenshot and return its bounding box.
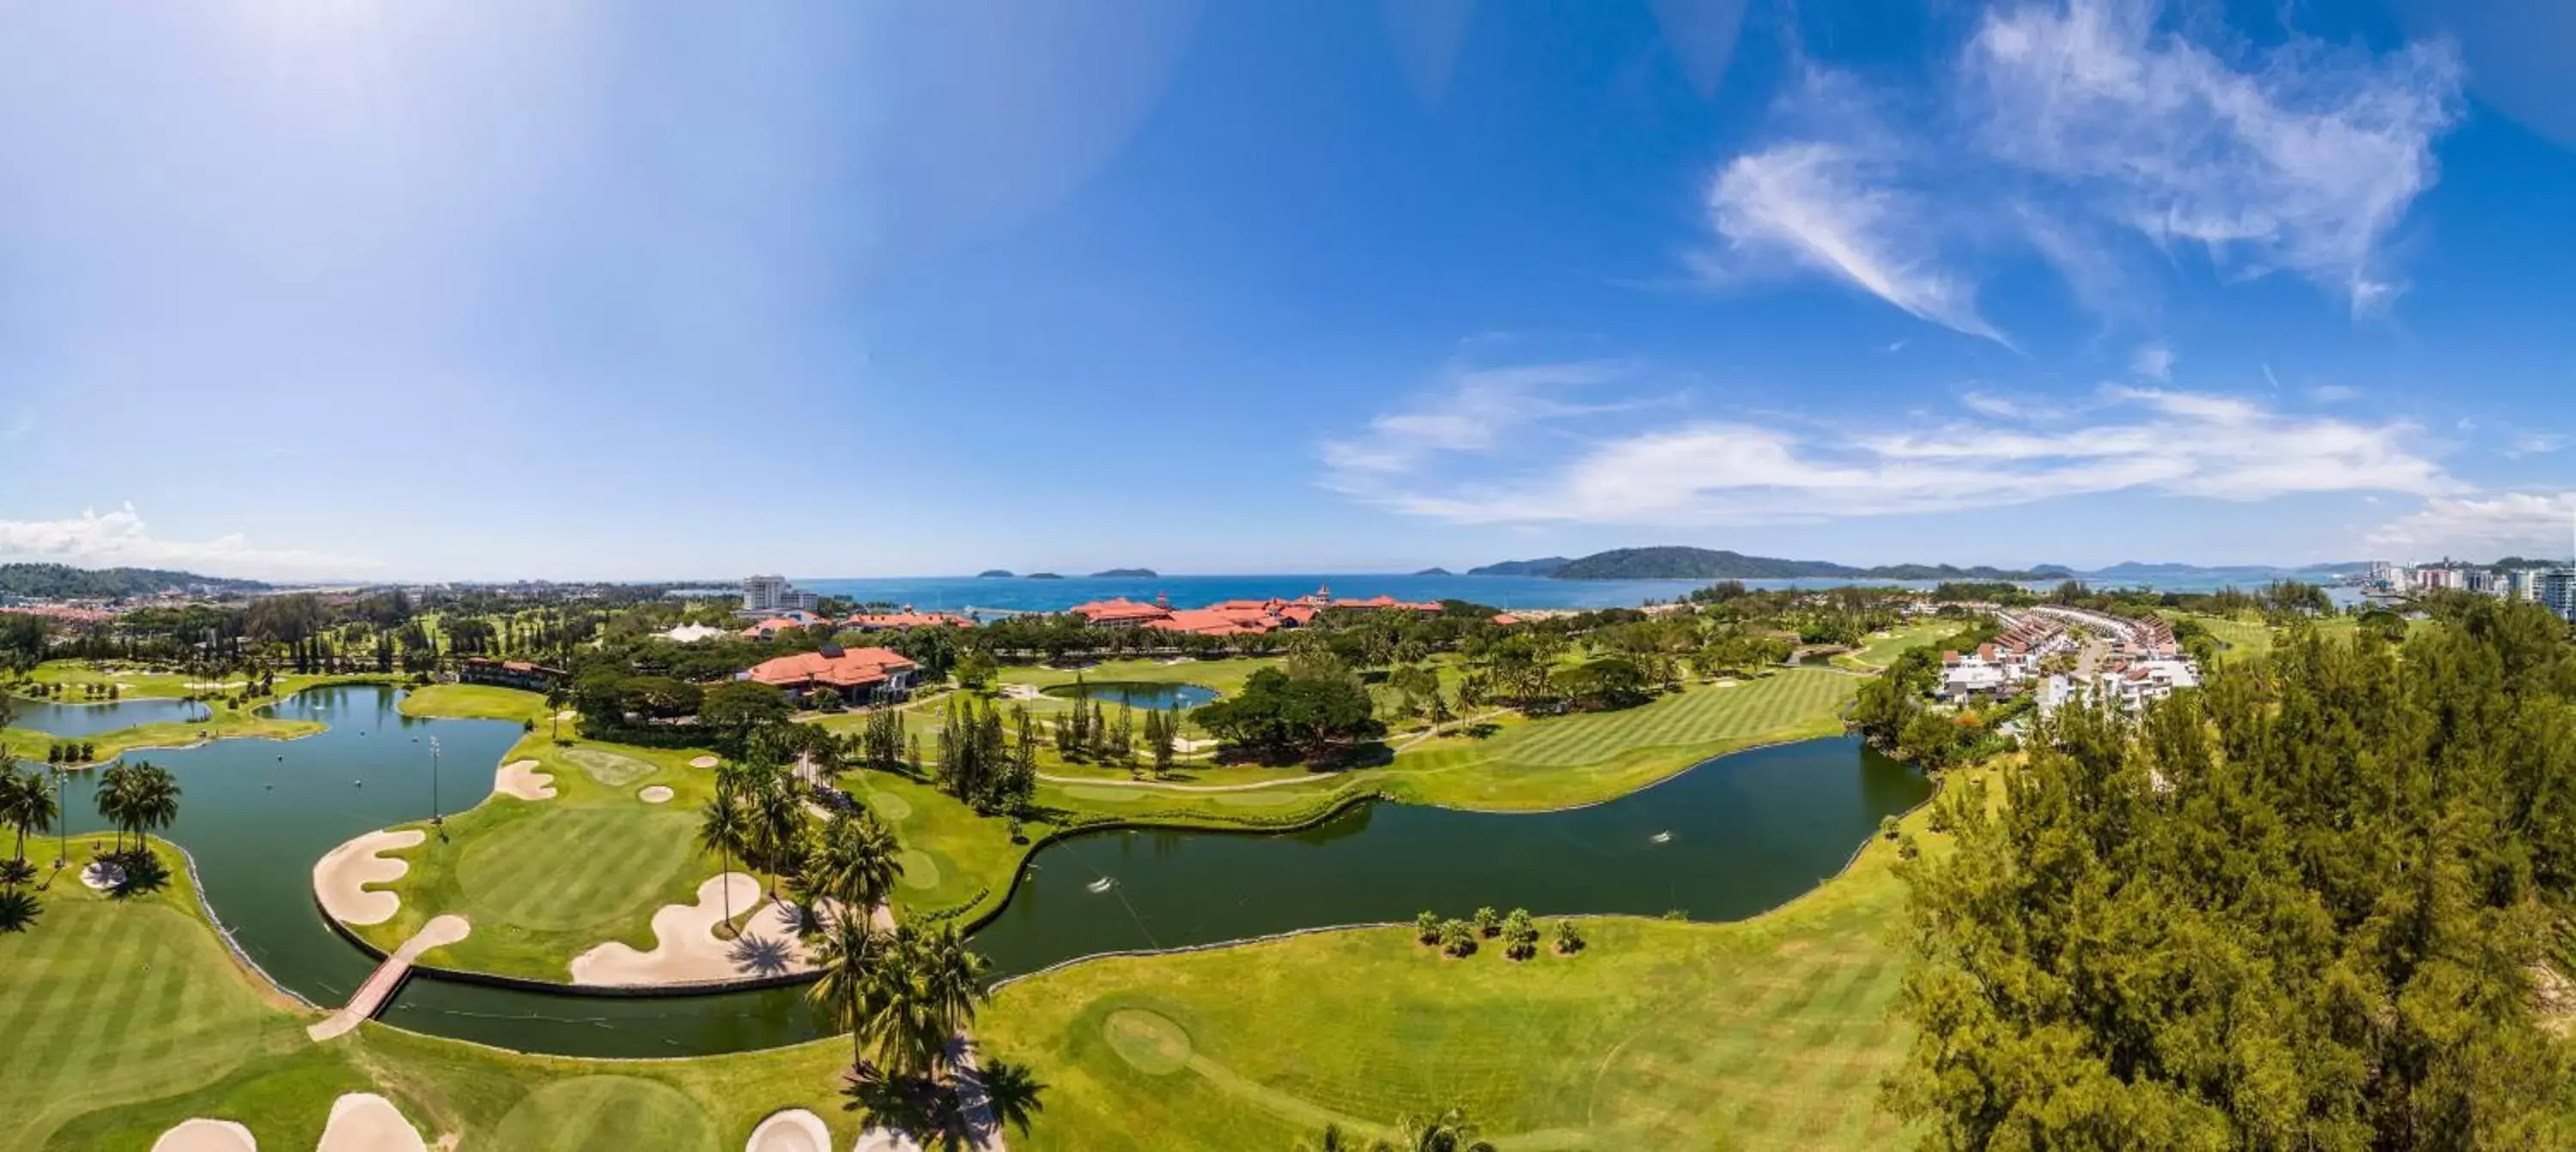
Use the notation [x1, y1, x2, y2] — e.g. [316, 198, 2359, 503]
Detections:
[52, 764, 67, 870]
[428, 736, 443, 834]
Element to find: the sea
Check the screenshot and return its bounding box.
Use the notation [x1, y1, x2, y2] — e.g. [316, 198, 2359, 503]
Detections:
[770, 571, 2357, 615]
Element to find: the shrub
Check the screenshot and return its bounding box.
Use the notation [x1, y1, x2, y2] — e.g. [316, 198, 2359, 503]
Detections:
[1880, 815, 1901, 840]
[1440, 919, 1477, 957]
[1414, 911, 1442, 945]
[1473, 906, 1501, 938]
[1898, 834, 1921, 861]
[1554, 920, 1586, 955]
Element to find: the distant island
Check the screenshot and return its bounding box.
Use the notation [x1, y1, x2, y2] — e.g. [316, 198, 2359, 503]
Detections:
[1472, 546, 2074, 582]
[1467, 556, 1571, 577]
[1088, 568, 1157, 579]
[1413, 567, 1453, 576]
[975, 569, 1014, 579]
[0, 562, 270, 599]
[1024, 573, 1065, 580]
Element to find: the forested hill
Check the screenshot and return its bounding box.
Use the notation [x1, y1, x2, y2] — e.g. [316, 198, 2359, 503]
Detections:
[1522, 546, 2071, 582]
[0, 563, 270, 599]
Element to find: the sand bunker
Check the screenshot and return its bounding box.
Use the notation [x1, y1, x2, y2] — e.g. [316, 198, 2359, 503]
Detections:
[495, 759, 556, 801]
[313, 829, 425, 926]
[744, 1109, 832, 1152]
[853, 1128, 927, 1152]
[689, 755, 720, 768]
[317, 1094, 426, 1152]
[638, 785, 674, 804]
[81, 860, 128, 891]
[568, 874, 822, 986]
[150, 1118, 256, 1152]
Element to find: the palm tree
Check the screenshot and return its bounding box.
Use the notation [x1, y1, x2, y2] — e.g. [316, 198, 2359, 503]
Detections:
[1297, 1124, 1394, 1152]
[124, 762, 180, 855]
[1396, 1108, 1495, 1152]
[750, 770, 807, 902]
[806, 809, 902, 919]
[805, 906, 887, 1075]
[94, 761, 137, 854]
[1, 760, 60, 876]
[0, 888, 38, 933]
[696, 772, 752, 931]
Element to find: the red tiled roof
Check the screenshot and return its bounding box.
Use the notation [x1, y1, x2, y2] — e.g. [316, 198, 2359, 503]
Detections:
[1146, 608, 1271, 636]
[1491, 612, 1522, 626]
[742, 617, 814, 637]
[847, 611, 975, 630]
[746, 646, 917, 689]
[1072, 598, 1173, 624]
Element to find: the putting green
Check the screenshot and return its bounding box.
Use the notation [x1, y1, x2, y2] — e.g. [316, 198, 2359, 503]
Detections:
[1105, 1009, 1194, 1076]
[896, 848, 942, 889]
[560, 748, 660, 787]
[453, 808, 702, 932]
[863, 789, 914, 822]
[486, 1076, 719, 1151]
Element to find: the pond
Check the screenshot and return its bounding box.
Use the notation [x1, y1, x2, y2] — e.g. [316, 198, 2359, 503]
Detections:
[968, 736, 1929, 978]
[8, 694, 210, 738]
[50, 686, 1928, 1059]
[1039, 681, 1218, 711]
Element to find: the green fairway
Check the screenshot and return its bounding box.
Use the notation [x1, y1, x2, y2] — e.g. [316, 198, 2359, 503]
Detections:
[1837, 621, 1954, 670]
[973, 765, 1968, 1150]
[348, 735, 729, 982]
[1370, 668, 1858, 809]
[400, 682, 553, 723]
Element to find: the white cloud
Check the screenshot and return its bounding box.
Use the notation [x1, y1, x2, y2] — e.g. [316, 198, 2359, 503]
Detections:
[2507, 432, 2567, 458]
[1964, 0, 2463, 312]
[2309, 383, 2360, 403]
[2129, 342, 2174, 380]
[1316, 361, 1653, 478]
[0, 504, 377, 581]
[1324, 372, 2456, 528]
[2366, 492, 2576, 559]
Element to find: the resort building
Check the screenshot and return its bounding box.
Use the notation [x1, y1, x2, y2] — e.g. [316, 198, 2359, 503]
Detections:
[457, 658, 568, 692]
[741, 611, 828, 639]
[741, 574, 820, 615]
[846, 609, 976, 632]
[1071, 597, 1176, 628]
[2543, 569, 2576, 622]
[743, 644, 918, 705]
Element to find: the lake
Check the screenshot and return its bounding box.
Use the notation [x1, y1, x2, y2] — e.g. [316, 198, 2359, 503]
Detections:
[1040, 681, 1219, 711]
[9, 695, 209, 738]
[49, 686, 1927, 1058]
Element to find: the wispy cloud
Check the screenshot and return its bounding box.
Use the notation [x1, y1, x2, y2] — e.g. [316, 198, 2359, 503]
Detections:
[2366, 491, 2576, 559]
[1964, 0, 2462, 313]
[1317, 360, 1662, 479]
[2309, 383, 2360, 403]
[2507, 432, 2567, 458]
[1321, 368, 2455, 527]
[1696, 0, 2464, 337]
[2129, 342, 2173, 380]
[0, 504, 377, 581]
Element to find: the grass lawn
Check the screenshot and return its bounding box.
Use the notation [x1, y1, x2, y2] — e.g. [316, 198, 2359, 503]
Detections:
[348, 733, 732, 983]
[399, 683, 553, 724]
[2, 708, 325, 766]
[973, 765, 1978, 1150]
[1836, 621, 1955, 670]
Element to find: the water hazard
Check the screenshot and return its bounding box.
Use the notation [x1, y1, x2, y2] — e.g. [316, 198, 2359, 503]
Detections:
[1038, 681, 1219, 711]
[57, 686, 1926, 1058]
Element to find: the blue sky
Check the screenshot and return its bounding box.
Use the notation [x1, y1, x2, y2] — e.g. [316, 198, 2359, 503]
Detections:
[3, 0, 2574, 581]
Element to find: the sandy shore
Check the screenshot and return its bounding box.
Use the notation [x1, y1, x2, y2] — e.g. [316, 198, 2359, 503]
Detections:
[312, 829, 424, 926]
[495, 759, 556, 801]
[568, 874, 825, 986]
[745, 1109, 834, 1152]
[151, 1118, 256, 1152]
[317, 1094, 425, 1152]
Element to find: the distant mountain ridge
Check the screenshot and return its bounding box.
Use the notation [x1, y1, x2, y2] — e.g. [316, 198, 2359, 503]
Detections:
[1468, 547, 2073, 582]
[0, 563, 270, 599]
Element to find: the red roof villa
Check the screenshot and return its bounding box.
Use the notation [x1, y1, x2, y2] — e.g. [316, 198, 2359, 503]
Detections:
[744, 644, 918, 704]
[847, 609, 975, 631]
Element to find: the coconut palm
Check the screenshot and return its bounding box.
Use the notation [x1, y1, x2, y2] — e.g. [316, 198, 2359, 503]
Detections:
[0, 760, 59, 876]
[696, 771, 753, 931]
[750, 770, 808, 902]
[860, 923, 992, 1088]
[94, 761, 137, 854]
[806, 809, 902, 919]
[124, 762, 180, 854]
[1396, 1107, 1495, 1152]
[805, 905, 887, 1075]
[0, 888, 38, 933]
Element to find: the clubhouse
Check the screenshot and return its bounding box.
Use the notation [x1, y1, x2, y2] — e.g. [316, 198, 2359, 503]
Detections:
[743, 643, 919, 705]
[458, 658, 568, 692]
